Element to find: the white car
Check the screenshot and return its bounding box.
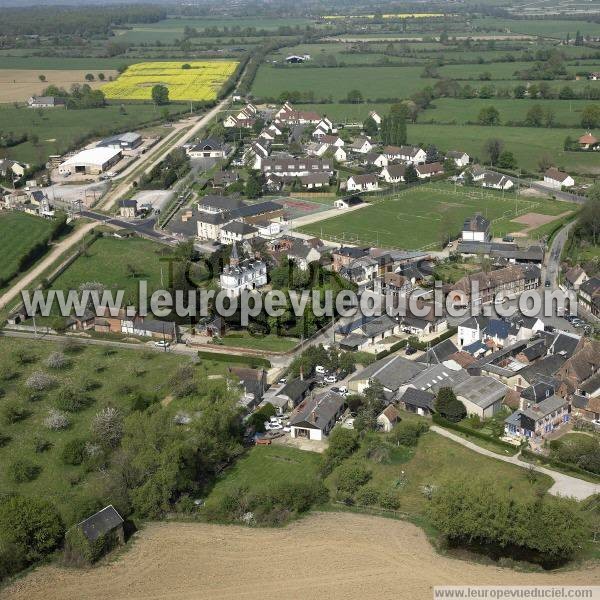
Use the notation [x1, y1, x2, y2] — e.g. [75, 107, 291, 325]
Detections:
[337, 386, 348, 396]
[324, 375, 337, 384]
[283, 426, 291, 433]
[154, 340, 170, 348]
[269, 416, 281, 424]
[315, 365, 326, 375]
[268, 422, 283, 430]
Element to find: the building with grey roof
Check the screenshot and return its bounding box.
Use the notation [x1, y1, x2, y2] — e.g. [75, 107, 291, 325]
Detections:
[505, 394, 570, 440]
[289, 390, 346, 441]
[454, 375, 508, 418]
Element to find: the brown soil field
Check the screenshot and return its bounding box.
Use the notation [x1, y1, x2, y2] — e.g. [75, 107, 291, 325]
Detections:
[3, 512, 599, 600]
[511, 211, 572, 237]
[0, 70, 118, 103]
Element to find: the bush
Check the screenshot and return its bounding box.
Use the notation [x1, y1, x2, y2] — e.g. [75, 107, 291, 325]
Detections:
[44, 409, 70, 430]
[91, 407, 124, 449]
[45, 352, 70, 370]
[33, 435, 52, 453]
[390, 420, 429, 447]
[53, 386, 93, 413]
[355, 486, 381, 506]
[0, 431, 11, 447]
[0, 365, 19, 382]
[378, 490, 401, 510]
[321, 427, 359, 475]
[247, 403, 276, 433]
[333, 461, 372, 495]
[1, 401, 30, 425]
[25, 371, 56, 392]
[61, 439, 88, 466]
[8, 459, 41, 483]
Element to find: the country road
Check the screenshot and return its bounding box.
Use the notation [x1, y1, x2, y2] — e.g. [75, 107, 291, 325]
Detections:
[0, 222, 97, 313]
[98, 98, 230, 210]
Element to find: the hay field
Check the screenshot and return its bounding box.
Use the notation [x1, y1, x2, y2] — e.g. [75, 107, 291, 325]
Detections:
[6, 514, 599, 600]
[101, 61, 238, 101]
[0, 70, 117, 103]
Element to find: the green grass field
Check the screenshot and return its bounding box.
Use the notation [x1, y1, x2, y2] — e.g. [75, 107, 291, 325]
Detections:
[299, 182, 577, 250]
[252, 65, 436, 101]
[0, 212, 55, 284]
[0, 337, 195, 523]
[475, 17, 600, 38]
[0, 104, 187, 165]
[204, 445, 322, 511]
[408, 124, 600, 173]
[50, 236, 167, 304]
[422, 98, 591, 127]
[220, 331, 299, 353]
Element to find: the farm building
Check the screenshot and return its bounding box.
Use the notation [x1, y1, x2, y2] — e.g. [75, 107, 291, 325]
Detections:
[97, 132, 142, 151]
[27, 96, 66, 108]
[59, 147, 122, 176]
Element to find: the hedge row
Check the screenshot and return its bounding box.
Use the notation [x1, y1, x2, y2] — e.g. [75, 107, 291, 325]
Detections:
[432, 414, 518, 453]
[520, 448, 600, 482]
[197, 351, 271, 369]
[409, 327, 458, 351]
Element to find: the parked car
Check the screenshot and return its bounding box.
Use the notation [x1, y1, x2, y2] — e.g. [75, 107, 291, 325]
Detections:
[337, 385, 348, 396]
[324, 375, 337, 384]
[405, 346, 417, 355]
[315, 365, 326, 375]
[154, 340, 170, 348]
[278, 377, 287, 385]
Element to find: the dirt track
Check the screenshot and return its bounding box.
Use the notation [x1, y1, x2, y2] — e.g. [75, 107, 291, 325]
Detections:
[4, 513, 599, 600]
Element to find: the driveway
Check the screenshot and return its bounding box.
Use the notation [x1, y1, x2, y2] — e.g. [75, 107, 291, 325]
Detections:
[431, 426, 600, 500]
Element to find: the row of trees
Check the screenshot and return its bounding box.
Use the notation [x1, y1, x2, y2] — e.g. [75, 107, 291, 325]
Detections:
[477, 103, 600, 129]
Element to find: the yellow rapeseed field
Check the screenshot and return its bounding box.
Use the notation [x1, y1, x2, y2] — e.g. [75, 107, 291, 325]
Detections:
[102, 61, 238, 101]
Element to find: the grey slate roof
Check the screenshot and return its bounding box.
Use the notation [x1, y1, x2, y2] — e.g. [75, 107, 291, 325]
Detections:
[349, 354, 427, 392]
[399, 387, 435, 410]
[289, 390, 345, 430]
[521, 394, 567, 420]
[518, 354, 567, 384]
[407, 363, 469, 394]
[425, 338, 459, 364]
[454, 375, 508, 409]
[78, 505, 123, 542]
[221, 221, 258, 235]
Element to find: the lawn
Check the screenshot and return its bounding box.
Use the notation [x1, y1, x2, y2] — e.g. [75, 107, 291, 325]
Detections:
[251, 64, 437, 101]
[0, 212, 55, 284]
[298, 182, 576, 250]
[220, 331, 299, 353]
[102, 61, 238, 102]
[326, 427, 552, 516]
[0, 103, 187, 165]
[49, 236, 168, 304]
[408, 124, 600, 174]
[204, 445, 323, 511]
[422, 98, 591, 127]
[0, 337, 196, 523]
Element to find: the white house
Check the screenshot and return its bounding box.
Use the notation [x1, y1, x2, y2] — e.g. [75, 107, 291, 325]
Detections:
[397, 145, 427, 164]
[0, 159, 28, 179]
[219, 221, 259, 245]
[461, 213, 491, 242]
[364, 152, 388, 168]
[219, 244, 267, 298]
[544, 167, 575, 189]
[332, 146, 347, 162]
[288, 390, 346, 441]
[187, 138, 232, 159]
[458, 316, 489, 349]
[349, 137, 373, 154]
[368, 110, 382, 126]
[334, 196, 363, 209]
[446, 151, 470, 168]
[416, 162, 443, 179]
[347, 174, 379, 192]
[244, 141, 270, 169]
[380, 164, 405, 183]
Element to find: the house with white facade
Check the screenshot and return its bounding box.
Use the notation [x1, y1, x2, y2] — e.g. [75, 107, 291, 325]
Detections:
[543, 167, 575, 189]
[349, 137, 373, 154]
[380, 164, 406, 183]
[289, 390, 346, 441]
[346, 174, 379, 192]
[446, 151, 470, 168]
[219, 243, 267, 298]
[461, 213, 491, 242]
[187, 138, 232, 159]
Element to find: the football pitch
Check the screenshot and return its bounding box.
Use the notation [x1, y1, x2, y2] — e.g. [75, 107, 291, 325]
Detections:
[297, 183, 577, 251]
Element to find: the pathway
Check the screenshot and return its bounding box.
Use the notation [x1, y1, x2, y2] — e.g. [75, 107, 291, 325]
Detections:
[431, 425, 600, 500]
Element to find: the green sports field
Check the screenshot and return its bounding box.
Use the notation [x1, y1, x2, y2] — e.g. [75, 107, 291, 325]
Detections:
[298, 183, 577, 250]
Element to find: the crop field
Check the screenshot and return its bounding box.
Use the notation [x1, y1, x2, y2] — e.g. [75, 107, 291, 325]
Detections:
[408, 124, 600, 174]
[252, 65, 436, 100]
[422, 98, 591, 127]
[0, 57, 143, 70]
[0, 212, 55, 285]
[475, 17, 600, 38]
[102, 61, 238, 101]
[0, 103, 187, 164]
[0, 69, 117, 103]
[298, 183, 577, 250]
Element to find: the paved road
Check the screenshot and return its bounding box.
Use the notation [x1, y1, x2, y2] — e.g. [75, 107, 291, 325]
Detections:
[0, 222, 98, 312]
[545, 219, 576, 289]
[431, 426, 600, 500]
[499, 174, 587, 205]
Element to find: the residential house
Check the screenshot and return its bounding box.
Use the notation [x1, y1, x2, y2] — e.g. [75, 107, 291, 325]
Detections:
[244, 140, 270, 170]
[229, 367, 268, 407]
[286, 54, 310, 63]
[219, 221, 259, 244]
[373, 272, 412, 301]
[332, 246, 369, 272]
[555, 338, 600, 396]
[446, 151, 470, 168]
[480, 171, 515, 190]
[544, 168, 574, 189]
[363, 152, 389, 168]
[454, 376, 508, 419]
[579, 277, 600, 318]
[263, 377, 313, 415]
[286, 237, 326, 270]
[349, 137, 373, 154]
[564, 266, 588, 290]
[212, 170, 240, 188]
[337, 314, 401, 351]
[380, 164, 406, 183]
[398, 387, 436, 417]
[425, 338, 460, 364]
[462, 213, 491, 242]
[219, 243, 267, 298]
[187, 137, 232, 159]
[339, 255, 379, 291]
[346, 174, 379, 192]
[0, 159, 28, 180]
[416, 162, 443, 179]
[578, 132, 599, 150]
[289, 390, 346, 441]
[397, 145, 427, 164]
[377, 405, 400, 432]
[504, 395, 570, 440]
[261, 157, 333, 178]
[300, 172, 330, 189]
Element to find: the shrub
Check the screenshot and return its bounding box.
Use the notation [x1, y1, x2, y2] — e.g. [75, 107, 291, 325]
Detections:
[390, 420, 429, 447]
[0, 431, 11, 447]
[44, 409, 70, 430]
[1, 401, 30, 425]
[45, 352, 70, 370]
[355, 486, 381, 506]
[26, 371, 56, 392]
[8, 458, 41, 483]
[54, 386, 93, 413]
[33, 435, 52, 453]
[14, 349, 38, 365]
[61, 438, 88, 466]
[91, 407, 124, 449]
[378, 490, 401, 510]
[321, 427, 359, 475]
[0, 365, 19, 382]
[333, 461, 372, 495]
